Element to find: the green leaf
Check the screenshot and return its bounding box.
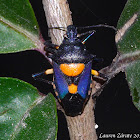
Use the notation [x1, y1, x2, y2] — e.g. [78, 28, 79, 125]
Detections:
[125, 61, 140, 110]
[0, 0, 43, 53]
[0, 77, 57, 140]
[117, 0, 140, 53]
[116, 0, 140, 110]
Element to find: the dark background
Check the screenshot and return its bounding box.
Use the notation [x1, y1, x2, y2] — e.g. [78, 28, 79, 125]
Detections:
[0, 0, 140, 139]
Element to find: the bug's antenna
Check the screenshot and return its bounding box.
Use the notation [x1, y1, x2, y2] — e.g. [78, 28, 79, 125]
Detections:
[78, 24, 117, 31]
[78, 30, 96, 37]
[49, 27, 67, 32]
[82, 31, 95, 44]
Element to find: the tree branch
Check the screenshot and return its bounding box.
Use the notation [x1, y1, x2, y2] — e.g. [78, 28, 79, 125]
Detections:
[42, 0, 72, 45]
[42, 0, 97, 139]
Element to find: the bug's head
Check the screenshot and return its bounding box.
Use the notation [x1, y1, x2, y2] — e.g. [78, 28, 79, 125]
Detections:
[65, 25, 78, 43]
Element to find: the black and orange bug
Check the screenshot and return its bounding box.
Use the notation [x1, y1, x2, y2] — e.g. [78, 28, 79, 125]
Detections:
[33, 25, 116, 116]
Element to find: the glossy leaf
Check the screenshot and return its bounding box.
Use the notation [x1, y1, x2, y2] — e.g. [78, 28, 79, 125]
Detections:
[0, 0, 43, 53]
[116, 0, 140, 110]
[117, 0, 140, 53]
[0, 77, 57, 140]
[125, 61, 140, 110]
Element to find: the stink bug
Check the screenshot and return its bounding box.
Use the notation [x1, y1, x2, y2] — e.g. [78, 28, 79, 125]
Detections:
[33, 25, 115, 116]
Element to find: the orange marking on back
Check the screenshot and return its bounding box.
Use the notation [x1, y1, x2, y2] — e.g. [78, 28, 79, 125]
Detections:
[60, 63, 85, 76]
[68, 84, 77, 94]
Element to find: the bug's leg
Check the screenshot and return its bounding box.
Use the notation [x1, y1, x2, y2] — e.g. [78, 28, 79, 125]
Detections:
[44, 41, 58, 48]
[44, 41, 59, 53]
[91, 69, 111, 98]
[91, 69, 108, 80]
[32, 69, 53, 85]
[44, 69, 53, 75]
[92, 77, 111, 99]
